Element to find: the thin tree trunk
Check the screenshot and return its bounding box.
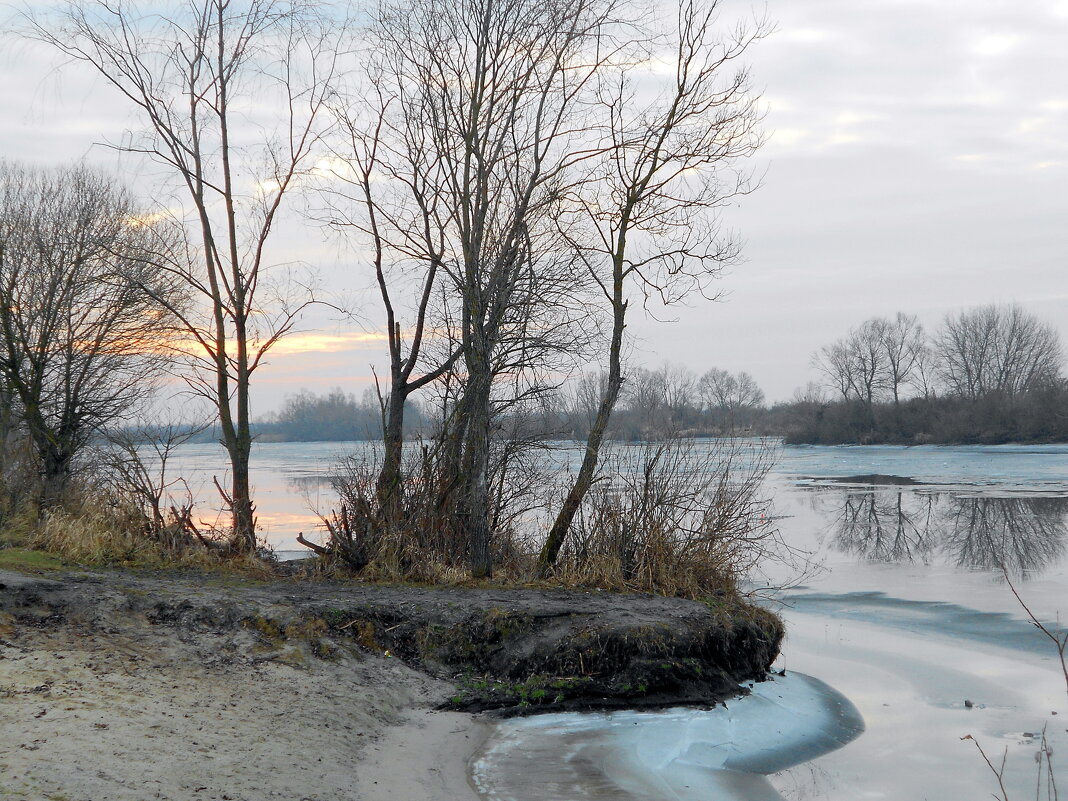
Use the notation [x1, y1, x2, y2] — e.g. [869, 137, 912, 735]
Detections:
[460, 341, 495, 579]
[537, 289, 626, 575]
[219, 413, 256, 552]
[377, 386, 407, 513]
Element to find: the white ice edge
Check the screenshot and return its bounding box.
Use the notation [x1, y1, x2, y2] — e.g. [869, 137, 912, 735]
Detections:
[470, 671, 864, 801]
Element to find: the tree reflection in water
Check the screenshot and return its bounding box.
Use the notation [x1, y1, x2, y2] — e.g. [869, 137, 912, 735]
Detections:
[944, 496, 1067, 574]
[816, 485, 1068, 576]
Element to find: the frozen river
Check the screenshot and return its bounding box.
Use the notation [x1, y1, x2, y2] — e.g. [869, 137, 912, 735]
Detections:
[164, 440, 1068, 799]
[760, 446, 1068, 800]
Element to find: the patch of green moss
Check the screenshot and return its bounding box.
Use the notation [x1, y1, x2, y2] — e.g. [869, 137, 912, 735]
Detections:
[447, 672, 593, 710]
[0, 548, 67, 573]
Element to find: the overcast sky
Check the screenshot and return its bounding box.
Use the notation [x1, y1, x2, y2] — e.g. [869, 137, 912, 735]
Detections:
[2, 0, 1066, 411]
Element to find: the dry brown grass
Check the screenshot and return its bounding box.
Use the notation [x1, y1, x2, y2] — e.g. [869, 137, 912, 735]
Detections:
[33, 494, 162, 565]
[312, 437, 785, 599]
[548, 438, 781, 598]
[24, 488, 275, 579]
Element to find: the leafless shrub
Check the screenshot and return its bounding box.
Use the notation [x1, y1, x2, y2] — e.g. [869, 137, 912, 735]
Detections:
[307, 445, 478, 583]
[308, 435, 789, 598]
[550, 437, 783, 597]
[101, 418, 209, 541]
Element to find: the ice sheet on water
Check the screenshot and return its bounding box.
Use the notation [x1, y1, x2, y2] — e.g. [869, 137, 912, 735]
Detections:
[777, 443, 1068, 491]
[471, 671, 863, 801]
[781, 590, 1060, 657]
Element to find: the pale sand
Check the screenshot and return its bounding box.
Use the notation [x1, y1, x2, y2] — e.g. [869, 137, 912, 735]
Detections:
[358, 709, 490, 801]
[0, 622, 487, 801]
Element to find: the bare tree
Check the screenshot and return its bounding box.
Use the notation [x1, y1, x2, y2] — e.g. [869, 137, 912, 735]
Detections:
[657, 364, 700, 430]
[698, 368, 728, 410]
[0, 162, 177, 510]
[792, 381, 827, 406]
[813, 339, 860, 402]
[815, 313, 928, 407]
[538, 0, 767, 573]
[698, 367, 765, 429]
[30, 1, 346, 550]
[813, 317, 891, 426]
[565, 371, 613, 433]
[879, 312, 925, 406]
[936, 304, 1063, 400]
[849, 318, 889, 412]
[338, 0, 622, 578]
[315, 93, 464, 514]
[624, 367, 669, 434]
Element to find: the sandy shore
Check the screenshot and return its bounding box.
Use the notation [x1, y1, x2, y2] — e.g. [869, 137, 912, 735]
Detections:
[0, 596, 486, 801]
[0, 564, 781, 801]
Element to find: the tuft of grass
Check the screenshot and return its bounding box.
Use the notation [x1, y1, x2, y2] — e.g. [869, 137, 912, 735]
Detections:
[33, 496, 169, 566]
[0, 548, 67, 573]
[26, 493, 278, 580]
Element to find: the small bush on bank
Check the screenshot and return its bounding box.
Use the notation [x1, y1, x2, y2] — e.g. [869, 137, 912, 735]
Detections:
[549, 438, 782, 598]
[309, 437, 789, 600]
[312, 444, 533, 584]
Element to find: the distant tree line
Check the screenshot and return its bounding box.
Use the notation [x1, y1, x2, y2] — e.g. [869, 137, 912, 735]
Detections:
[789, 304, 1067, 444]
[248, 364, 766, 444]
[255, 388, 427, 442]
[251, 300, 1068, 447]
[545, 364, 766, 441]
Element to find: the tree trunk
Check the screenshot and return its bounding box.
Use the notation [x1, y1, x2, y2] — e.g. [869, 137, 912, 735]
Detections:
[219, 389, 256, 553]
[537, 282, 627, 575]
[38, 446, 71, 514]
[459, 343, 495, 579]
[229, 441, 256, 552]
[376, 386, 407, 514]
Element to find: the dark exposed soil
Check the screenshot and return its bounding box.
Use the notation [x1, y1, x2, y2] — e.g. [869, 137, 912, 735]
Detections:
[0, 565, 783, 715]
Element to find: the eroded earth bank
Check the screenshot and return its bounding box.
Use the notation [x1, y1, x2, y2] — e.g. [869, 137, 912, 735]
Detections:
[0, 566, 782, 801]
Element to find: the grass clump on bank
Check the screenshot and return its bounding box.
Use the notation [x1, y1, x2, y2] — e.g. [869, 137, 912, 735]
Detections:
[310, 437, 790, 601]
[0, 480, 274, 580]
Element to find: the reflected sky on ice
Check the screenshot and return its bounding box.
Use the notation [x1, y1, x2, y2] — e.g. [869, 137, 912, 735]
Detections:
[472, 672, 863, 801]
